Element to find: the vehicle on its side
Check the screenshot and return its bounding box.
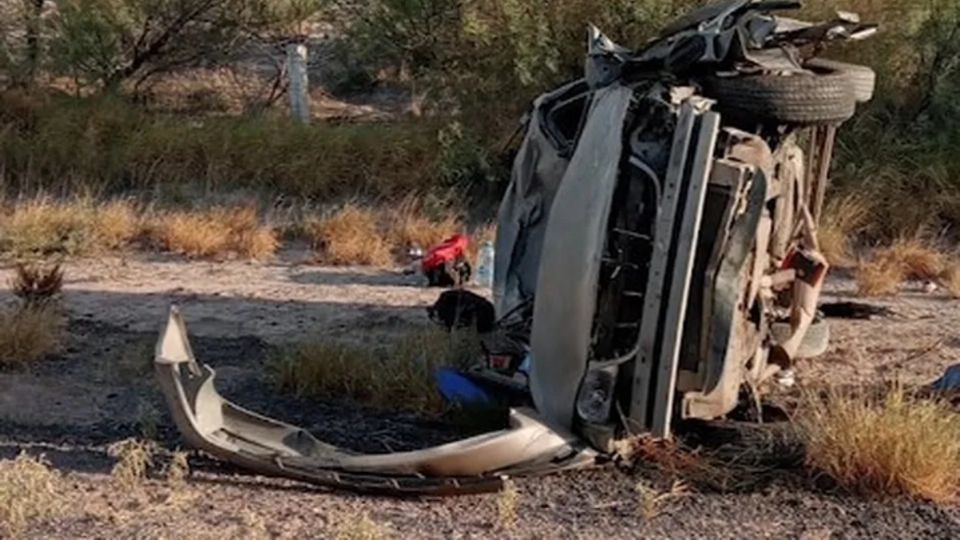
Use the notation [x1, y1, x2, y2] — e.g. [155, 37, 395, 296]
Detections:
[154, 0, 876, 495]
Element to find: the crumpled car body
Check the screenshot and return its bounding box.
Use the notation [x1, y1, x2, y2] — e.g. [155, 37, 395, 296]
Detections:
[155, 0, 874, 494]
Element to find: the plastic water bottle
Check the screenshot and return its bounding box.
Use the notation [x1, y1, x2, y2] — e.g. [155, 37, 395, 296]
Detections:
[475, 240, 495, 288]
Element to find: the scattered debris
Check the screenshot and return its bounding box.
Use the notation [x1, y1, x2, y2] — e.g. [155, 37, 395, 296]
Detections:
[933, 365, 960, 392]
[428, 289, 495, 333]
[635, 480, 687, 520]
[820, 301, 894, 320]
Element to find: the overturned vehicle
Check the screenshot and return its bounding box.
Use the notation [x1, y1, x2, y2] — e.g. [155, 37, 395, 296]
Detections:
[154, 0, 876, 495]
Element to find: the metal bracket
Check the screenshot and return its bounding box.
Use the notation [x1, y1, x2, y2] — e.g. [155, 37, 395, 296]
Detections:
[629, 101, 720, 438]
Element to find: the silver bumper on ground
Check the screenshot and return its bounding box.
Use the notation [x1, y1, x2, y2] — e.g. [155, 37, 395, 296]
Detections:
[154, 307, 596, 495]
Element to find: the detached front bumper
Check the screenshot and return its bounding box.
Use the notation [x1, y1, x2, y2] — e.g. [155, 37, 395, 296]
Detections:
[154, 307, 596, 495]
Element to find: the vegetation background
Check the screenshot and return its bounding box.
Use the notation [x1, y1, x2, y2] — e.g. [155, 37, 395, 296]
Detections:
[0, 0, 959, 244]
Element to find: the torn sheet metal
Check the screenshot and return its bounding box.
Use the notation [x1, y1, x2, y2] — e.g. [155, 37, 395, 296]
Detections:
[529, 84, 635, 429]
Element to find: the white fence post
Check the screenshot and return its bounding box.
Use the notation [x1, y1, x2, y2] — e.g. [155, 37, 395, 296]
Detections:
[286, 43, 310, 123]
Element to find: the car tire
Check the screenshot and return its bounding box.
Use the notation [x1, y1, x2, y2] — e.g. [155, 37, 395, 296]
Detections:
[805, 58, 876, 103]
[699, 69, 857, 125]
[770, 318, 831, 359]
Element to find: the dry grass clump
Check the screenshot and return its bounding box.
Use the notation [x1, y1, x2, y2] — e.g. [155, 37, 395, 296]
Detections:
[11, 263, 64, 306]
[0, 198, 145, 256]
[856, 236, 947, 296]
[386, 199, 463, 253]
[615, 435, 733, 492]
[0, 198, 279, 259]
[0, 303, 66, 369]
[818, 194, 872, 267]
[797, 384, 960, 502]
[635, 480, 687, 520]
[108, 438, 157, 490]
[940, 261, 960, 298]
[882, 236, 946, 280]
[0, 198, 98, 256]
[95, 199, 142, 249]
[855, 257, 906, 296]
[0, 197, 481, 266]
[150, 211, 230, 257]
[150, 205, 277, 260]
[0, 453, 63, 537]
[271, 327, 478, 416]
[164, 451, 190, 487]
[308, 204, 392, 266]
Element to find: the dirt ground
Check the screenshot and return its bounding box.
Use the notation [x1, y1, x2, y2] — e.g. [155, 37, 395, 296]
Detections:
[2, 253, 960, 539]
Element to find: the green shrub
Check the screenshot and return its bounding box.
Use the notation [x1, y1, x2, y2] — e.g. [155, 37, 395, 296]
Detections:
[269, 327, 479, 416]
[0, 94, 448, 198]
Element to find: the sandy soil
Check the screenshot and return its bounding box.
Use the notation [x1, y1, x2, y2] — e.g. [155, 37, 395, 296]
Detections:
[2, 255, 960, 539]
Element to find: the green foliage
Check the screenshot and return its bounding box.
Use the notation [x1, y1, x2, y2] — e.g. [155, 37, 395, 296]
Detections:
[817, 0, 960, 239]
[437, 121, 499, 186]
[3, 0, 960, 238]
[339, 0, 696, 121]
[269, 327, 480, 415]
[48, 0, 323, 90]
[0, 93, 445, 198]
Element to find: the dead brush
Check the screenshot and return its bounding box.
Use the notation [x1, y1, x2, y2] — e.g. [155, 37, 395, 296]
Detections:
[634, 480, 687, 520]
[856, 236, 947, 296]
[797, 383, 960, 502]
[148, 210, 230, 257]
[614, 435, 734, 492]
[11, 262, 64, 306]
[386, 199, 463, 255]
[818, 193, 872, 267]
[855, 257, 905, 296]
[882, 236, 946, 280]
[0, 453, 63, 538]
[149, 205, 277, 260]
[614, 424, 801, 494]
[108, 438, 158, 490]
[94, 199, 142, 250]
[307, 204, 393, 266]
[0, 197, 98, 256]
[0, 303, 66, 369]
[940, 261, 960, 298]
[216, 205, 279, 260]
[163, 450, 190, 487]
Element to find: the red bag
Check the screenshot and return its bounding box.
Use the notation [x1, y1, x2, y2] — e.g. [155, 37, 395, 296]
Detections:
[422, 234, 469, 272]
[421, 234, 471, 287]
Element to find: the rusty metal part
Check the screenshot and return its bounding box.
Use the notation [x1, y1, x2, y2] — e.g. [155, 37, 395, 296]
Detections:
[155, 307, 596, 496]
[808, 124, 837, 223]
[777, 249, 829, 359]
